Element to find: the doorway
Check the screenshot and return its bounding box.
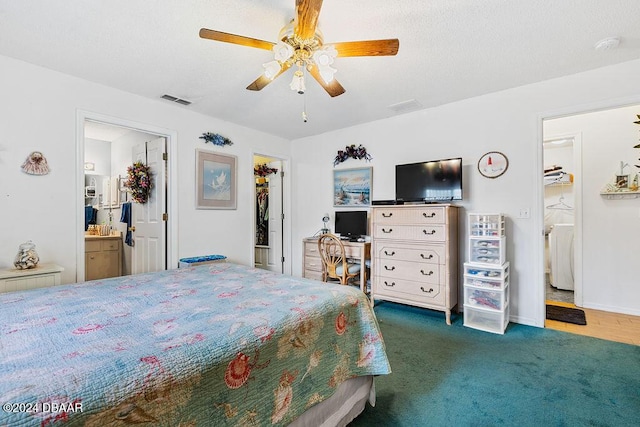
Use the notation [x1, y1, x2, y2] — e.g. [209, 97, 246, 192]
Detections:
[542, 134, 580, 306]
[253, 153, 290, 274]
[539, 101, 640, 328]
[77, 111, 178, 282]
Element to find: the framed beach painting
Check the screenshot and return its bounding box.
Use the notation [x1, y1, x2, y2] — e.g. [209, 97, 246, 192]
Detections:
[333, 167, 372, 207]
[196, 149, 237, 209]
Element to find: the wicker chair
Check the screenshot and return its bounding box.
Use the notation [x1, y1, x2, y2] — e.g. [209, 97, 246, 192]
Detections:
[317, 233, 361, 285]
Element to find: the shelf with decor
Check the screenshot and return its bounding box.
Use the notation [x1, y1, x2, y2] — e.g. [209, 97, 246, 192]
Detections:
[599, 190, 640, 199]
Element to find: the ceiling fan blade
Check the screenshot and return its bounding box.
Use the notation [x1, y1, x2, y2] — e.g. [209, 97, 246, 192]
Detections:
[295, 0, 323, 40]
[246, 63, 293, 91]
[308, 65, 345, 97]
[331, 39, 399, 57]
[199, 28, 275, 51]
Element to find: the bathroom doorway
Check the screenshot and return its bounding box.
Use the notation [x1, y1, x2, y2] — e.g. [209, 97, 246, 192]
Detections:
[77, 112, 178, 282]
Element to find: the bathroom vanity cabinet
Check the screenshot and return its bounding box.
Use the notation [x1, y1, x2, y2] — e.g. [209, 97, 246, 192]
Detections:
[85, 234, 122, 280]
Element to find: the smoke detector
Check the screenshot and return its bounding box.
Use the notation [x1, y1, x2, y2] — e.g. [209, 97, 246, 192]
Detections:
[594, 37, 620, 51]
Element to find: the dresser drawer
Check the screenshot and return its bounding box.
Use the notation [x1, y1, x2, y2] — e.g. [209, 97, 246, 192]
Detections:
[304, 242, 321, 258]
[101, 240, 120, 251]
[304, 269, 323, 281]
[85, 240, 102, 252]
[86, 239, 120, 252]
[373, 207, 445, 225]
[374, 277, 445, 305]
[375, 259, 443, 284]
[375, 244, 445, 264]
[304, 256, 323, 272]
[373, 224, 446, 242]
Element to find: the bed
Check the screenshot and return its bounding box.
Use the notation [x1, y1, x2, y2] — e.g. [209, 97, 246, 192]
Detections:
[0, 262, 390, 426]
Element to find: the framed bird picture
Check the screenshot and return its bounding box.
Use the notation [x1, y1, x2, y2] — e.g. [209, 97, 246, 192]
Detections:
[196, 149, 237, 209]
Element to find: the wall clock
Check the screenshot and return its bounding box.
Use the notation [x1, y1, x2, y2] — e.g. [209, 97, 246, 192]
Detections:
[478, 151, 509, 178]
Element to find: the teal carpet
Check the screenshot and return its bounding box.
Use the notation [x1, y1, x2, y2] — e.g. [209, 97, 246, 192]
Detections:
[351, 302, 640, 427]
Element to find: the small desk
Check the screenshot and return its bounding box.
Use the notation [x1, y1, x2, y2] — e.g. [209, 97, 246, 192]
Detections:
[0, 263, 64, 294]
[302, 237, 371, 293]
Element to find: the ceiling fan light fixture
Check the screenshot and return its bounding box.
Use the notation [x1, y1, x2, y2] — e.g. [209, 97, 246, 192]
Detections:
[318, 65, 337, 84]
[312, 46, 337, 67]
[290, 69, 306, 94]
[263, 60, 281, 80]
[273, 41, 294, 61]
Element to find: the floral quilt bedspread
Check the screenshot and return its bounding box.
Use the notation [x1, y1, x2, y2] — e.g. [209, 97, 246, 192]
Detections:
[0, 263, 390, 426]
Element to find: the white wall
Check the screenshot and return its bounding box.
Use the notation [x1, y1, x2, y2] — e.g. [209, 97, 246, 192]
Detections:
[291, 59, 640, 326]
[545, 104, 640, 315]
[0, 54, 290, 284]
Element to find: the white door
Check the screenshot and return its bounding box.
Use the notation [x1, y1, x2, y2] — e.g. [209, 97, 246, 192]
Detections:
[266, 162, 283, 273]
[131, 138, 167, 274]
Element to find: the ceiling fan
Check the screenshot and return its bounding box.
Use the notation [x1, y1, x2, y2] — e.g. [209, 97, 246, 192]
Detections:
[199, 0, 399, 97]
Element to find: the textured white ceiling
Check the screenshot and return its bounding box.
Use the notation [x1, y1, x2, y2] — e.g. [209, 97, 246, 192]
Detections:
[1, 0, 639, 140]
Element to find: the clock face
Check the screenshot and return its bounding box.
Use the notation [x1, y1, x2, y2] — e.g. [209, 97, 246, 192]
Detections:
[478, 152, 509, 179]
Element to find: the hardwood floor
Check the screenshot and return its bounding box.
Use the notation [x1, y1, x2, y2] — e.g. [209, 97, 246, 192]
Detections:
[545, 300, 640, 346]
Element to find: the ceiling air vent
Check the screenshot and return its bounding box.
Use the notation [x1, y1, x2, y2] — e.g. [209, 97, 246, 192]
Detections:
[388, 99, 422, 114]
[161, 94, 192, 106]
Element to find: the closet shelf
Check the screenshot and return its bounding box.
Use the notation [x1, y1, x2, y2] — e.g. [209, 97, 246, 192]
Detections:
[544, 172, 573, 186]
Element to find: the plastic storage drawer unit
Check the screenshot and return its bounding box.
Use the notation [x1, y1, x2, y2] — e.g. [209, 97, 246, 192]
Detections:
[464, 304, 510, 334]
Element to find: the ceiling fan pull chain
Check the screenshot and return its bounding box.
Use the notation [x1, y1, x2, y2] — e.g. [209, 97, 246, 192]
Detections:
[302, 83, 308, 123]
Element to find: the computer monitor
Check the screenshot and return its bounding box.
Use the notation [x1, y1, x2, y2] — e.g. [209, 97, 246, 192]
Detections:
[334, 210, 368, 239]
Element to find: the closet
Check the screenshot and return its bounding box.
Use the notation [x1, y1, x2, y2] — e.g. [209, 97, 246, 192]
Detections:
[253, 157, 283, 272]
[543, 138, 575, 301]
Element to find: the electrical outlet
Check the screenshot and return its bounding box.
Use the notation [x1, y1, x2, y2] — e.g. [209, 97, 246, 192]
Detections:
[518, 208, 530, 219]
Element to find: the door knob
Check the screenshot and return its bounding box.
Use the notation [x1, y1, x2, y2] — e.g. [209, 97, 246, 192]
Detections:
[128, 226, 136, 232]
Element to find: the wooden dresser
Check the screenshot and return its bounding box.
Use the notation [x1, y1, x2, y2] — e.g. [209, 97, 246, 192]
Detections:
[371, 204, 459, 324]
[85, 234, 122, 280]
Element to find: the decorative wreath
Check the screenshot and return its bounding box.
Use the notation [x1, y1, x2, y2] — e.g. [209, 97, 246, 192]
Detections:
[254, 163, 279, 177]
[124, 161, 153, 204]
[200, 132, 234, 146]
[333, 144, 372, 166]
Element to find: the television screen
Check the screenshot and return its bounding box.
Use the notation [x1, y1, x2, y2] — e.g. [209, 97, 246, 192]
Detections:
[334, 210, 368, 238]
[395, 158, 462, 202]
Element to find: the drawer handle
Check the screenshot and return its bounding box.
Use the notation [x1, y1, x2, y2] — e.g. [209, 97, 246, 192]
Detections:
[423, 212, 436, 218]
[384, 265, 396, 271]
[420, 253, 433, 260]
[384, 281, 396, 287]
[420, 287, 434, 293]
[423, 229, 436, 235]
[384, 250, 396, 256]
[382, 228, 393, 233]
[382, 212, 393, 218]
[420, 270, 434, 276]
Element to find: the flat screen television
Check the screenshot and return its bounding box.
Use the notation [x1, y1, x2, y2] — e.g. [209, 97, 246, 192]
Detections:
[395, 157, 462, 202]
[334, 210, 368, 238]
